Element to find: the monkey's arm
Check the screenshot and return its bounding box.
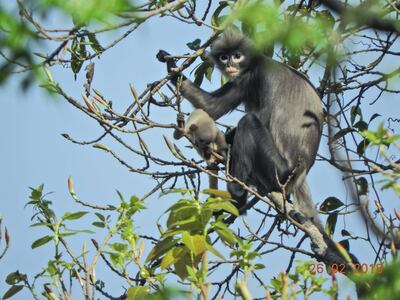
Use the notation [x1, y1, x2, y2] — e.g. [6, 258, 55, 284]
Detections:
[180, 80, 241, 120]
[156, 50, 241, 120]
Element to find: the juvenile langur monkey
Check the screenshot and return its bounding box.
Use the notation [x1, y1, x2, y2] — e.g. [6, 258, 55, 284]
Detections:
[174, 109, 228, 189]
[157, 29, 323, 228]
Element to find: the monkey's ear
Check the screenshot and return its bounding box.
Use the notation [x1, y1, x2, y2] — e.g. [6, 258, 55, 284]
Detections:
[189, 124, 198, 132]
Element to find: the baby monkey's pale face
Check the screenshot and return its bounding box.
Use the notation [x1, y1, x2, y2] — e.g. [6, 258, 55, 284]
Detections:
[218, 51, 245, 78]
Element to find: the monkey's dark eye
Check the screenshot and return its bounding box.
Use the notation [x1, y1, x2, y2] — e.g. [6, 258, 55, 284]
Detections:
[219, 54, 229, 62]
[232, 52, 243, 62]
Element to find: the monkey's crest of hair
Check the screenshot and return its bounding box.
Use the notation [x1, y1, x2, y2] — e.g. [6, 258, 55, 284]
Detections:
[210, 29, 252, 58]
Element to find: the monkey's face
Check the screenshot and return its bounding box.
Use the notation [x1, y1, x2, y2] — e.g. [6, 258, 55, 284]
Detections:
[221, 53, 244, 77]
[194, 133, 213, 149]
[217, 52, 245, 78]
[200, 142, 218, 162]
[210, 30, 254, 78]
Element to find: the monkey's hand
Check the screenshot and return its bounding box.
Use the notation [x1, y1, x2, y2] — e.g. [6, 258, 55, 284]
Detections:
[173, 113, 186, 140]
[156, 50, 178, 72]
[225, 127, 236, 145]
[156, 50, 182, 84]
[156, 50, 170, 63]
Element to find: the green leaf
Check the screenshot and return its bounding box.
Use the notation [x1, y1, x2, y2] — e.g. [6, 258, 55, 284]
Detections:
[29, 185, 44, 200]
[166, 199, 194, 212]
[43, 66, 54, 82]
[214, 222, 237, 246]
[361, 131, 380, 144]
[325, 213, 338, 238]
[162, 227, 186, 238]
[335, 242, 351, 263]
[62, 211, 88, 221]
[166, 201, 199, 228]
[341, 229, 351, 236]
[167, 207, 198, 227]
[31, 235, 53, 249]
[339, 239, 349, 251]
[47, 261, 58, 276]
[350, 105, 362, 125]
[93, 143, 112, 152]
[205, 65, 214, 81]
[186, 38, 201, 50]
[160, 246, 187, 269]
[205, 242, 224, 259]
[356, 138, 370, 155]
[3, 285, 24, 299]
[5, 272, 23, 285]
[92, 221, 105, 228]
[202, 189, 231, 198]
[126, 286, 149, 300]
[167, 215, 199, 230]
[109, 242, 128, 253]
[116, 190, 125, 202]
[87, 33, 104, 54]
[95, 212, 105, 221]
[174, 252, 191, 280]
[356, 177, 368, 196]
[79, 36, 87, 59]
[354, 121, 368, 131]
[317, 10, 335, 28]
[146, 237, 178, 263]
[368, 113, 381, 124]
[39, 81, 60, 94]
[205, 198, 239, 216]
[30, 222, 53, 227]
[194, 61, 213, 86]
[182, 232, 207, 256]
[186, 265, 199, 283]
[319, 197, 344, 212]
[60, 229, 94, 235]
[71, 38, 84, 74]
[211, 2, 229, 28]
[332, 128, 355, 142]
[241, 20, 254, 36]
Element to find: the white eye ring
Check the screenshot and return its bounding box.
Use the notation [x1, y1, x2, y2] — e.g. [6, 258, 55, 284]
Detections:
[219, 54, 229, 63]
[232, 53, 244, 63]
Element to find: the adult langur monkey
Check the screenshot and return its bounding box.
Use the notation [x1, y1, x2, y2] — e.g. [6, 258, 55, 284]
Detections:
[157, 30, 323, 227]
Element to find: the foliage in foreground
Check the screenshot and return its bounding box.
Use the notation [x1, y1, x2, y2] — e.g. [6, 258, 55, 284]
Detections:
[2, 185, 339, 300]
[2, 0, 400, 299]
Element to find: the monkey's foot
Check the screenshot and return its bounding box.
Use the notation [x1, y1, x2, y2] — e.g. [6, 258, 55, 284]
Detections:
[289, 210, 308, 224]
[224, 126, 236, 145]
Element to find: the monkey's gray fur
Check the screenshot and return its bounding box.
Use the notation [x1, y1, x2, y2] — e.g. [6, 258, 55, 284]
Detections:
[174, 108, 228, 189]
[158, 29, 323, 227]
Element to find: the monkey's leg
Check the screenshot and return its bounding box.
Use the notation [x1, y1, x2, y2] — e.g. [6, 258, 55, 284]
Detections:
[227, 114, 258, 208]
[235, 115, 322, 227]
[224, 127, 236, 145]
[228, 113, 291, 208]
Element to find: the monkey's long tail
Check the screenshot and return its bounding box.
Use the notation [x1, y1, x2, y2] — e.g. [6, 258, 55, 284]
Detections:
[292, 178, 323, 231]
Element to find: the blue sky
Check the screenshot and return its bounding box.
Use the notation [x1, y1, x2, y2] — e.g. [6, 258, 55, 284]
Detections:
[1, 2, 400, 299]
